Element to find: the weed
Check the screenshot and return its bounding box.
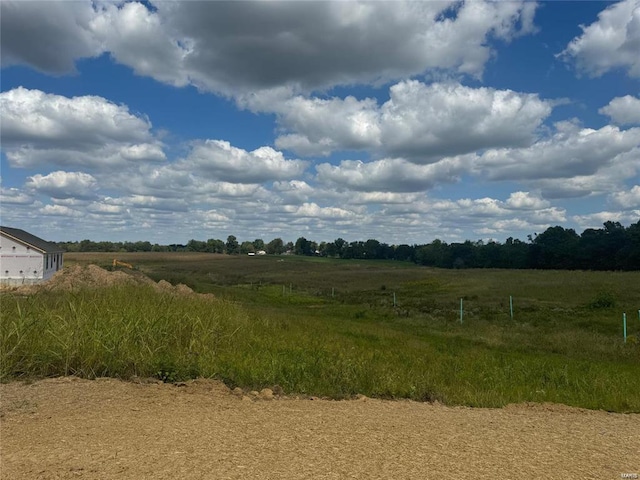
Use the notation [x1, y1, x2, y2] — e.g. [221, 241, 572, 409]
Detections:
[588, 291, 616, 309]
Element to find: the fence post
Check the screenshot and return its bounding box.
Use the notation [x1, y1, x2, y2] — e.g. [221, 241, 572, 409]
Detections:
[623, 312, 627, 343]
[460, 298, 463, 324]
[510, 295, 514, 320]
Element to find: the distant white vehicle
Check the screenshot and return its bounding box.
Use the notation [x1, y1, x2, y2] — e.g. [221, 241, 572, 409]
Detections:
[247, 252, 256, 256]
[256, 250, 266, 255]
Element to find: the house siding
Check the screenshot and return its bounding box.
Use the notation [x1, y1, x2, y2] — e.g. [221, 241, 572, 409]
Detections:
[0, 232, 63, 285]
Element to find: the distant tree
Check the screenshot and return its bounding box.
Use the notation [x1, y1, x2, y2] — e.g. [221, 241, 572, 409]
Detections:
[577, 221, 637, 270]
[502, 237, 529, 269]
[294, 237, 313, 256]
[334, 238, 346, 256]
[59, 241, 80, 252]
[187, 239, 207, 252]
[449, 241, 475, 268]
[364, 239, 381, 259]
[578, 228, 609, 270]
[415, 239, 450, 267]
[98, 240, 111, 251]
[379, 242, 394, 260]
[240, 241, 255, 254]
[53, 219, 639, 270]
[152, 243, 168, 252]
[226, 235, 239, 255]
[135, 241, 153, 252]
[323, 241, 338, 257]
[206, 238, 225, 253]
[393, 244, 415, 262]
[344, 241, 365, 259]
[475, 241, 500, 268]
[79, 239, 98, 252]
[530, 226, 580, 269]
[266, 237, 284, 255]
[619, 221, 640, 270]
[603, 221, 628, 269]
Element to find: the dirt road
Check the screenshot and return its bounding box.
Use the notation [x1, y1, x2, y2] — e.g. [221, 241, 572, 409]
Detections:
[1, 377, 638, 479]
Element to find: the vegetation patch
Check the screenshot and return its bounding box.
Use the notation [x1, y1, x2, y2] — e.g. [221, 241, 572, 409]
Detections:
[588, 290, 616, 309]
[2, 254, 639, 412]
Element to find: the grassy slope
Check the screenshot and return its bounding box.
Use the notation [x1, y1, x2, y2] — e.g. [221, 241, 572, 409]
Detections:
[2, 252, 639, 412]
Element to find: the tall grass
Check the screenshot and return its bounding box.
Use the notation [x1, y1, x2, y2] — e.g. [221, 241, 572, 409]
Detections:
[1, 286, 246, 382]
[2, 275, 639, 412]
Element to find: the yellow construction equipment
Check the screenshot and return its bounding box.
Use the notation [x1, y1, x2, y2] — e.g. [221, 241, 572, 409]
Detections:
[113, 259, 134, 269]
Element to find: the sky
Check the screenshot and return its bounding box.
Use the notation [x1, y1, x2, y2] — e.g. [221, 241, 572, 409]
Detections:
[1, 0, 639, 245]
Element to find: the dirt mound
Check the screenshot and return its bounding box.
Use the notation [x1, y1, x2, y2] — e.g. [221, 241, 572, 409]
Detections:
[1, 264, 202, 298]
[49, 264, 144, 290]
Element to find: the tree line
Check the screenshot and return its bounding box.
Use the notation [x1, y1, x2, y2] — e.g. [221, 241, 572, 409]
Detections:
[58, 221, 640, 271]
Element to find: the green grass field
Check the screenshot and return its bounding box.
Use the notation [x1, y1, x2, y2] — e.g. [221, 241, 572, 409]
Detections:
[2, 252, 639, 412]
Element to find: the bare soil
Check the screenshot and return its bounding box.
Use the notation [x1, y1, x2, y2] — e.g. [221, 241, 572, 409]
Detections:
[0, 265, 203, 298]
[1, 377, 638, 480]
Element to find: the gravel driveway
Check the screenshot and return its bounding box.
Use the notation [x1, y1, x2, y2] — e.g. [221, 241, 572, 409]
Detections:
[1, 377, 638, 479]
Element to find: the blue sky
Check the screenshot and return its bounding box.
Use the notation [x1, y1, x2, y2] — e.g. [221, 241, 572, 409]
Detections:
[1, 0, 639, 245]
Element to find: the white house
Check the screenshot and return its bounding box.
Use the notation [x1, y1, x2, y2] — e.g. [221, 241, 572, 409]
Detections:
[0, 226, 64, 285]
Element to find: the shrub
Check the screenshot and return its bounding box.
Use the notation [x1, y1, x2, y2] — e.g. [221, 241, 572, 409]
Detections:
[588, 291, 616, 309]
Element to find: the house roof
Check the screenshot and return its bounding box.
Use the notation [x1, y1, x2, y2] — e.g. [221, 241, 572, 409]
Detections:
[0, 226, 64, 254]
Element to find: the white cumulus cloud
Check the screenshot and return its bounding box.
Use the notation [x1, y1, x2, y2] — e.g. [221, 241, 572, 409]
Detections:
[273, 81, 553, 161]
[0, 187, 34, 205]
[39, 204, 83, 217]
[1, 1, 539, 96]
[599, 95, 640, 125]
[477, 123, 640, 192]
[0, 87, 165, 169]
[506, 191, 550, 210]
[179, 140, 307, 184]
[0, 1, 103, 73]
[25, 171, 97, 199]
[379, 81, 552, 161]
[316, 156, 471, 193]
[560, 0, 640, 78]
[283, 202, 358, 220]
[609, 185, 640, 208]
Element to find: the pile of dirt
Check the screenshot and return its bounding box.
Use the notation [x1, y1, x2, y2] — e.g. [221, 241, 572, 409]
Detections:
[46, 264, 143, 290]
[0, 264, 206, 298]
